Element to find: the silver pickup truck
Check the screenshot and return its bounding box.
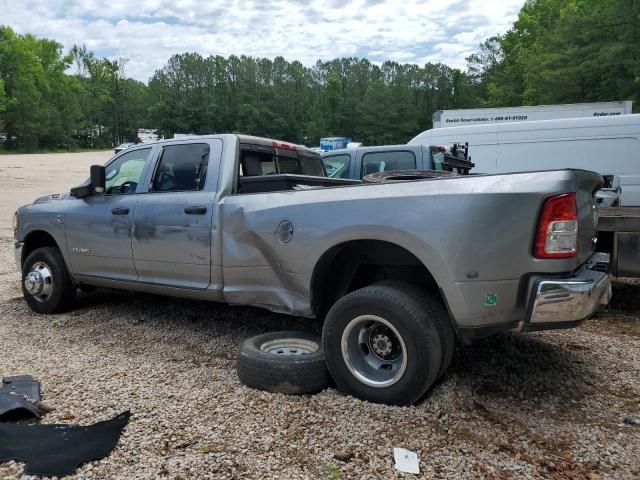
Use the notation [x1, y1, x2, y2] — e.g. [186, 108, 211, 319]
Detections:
[14, 134, 611, 405]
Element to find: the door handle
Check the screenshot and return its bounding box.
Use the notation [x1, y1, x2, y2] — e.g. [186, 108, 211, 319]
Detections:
[111, 207, 130, 215]
[184, 206, 207, 215]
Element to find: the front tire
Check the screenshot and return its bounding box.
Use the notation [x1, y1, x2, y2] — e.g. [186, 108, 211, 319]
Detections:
[322, 283, 444, 405]
[22, 247, 75, 314]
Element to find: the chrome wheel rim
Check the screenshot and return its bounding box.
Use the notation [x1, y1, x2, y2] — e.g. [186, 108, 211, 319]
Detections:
[341, 315, 407, 388]
[260, 338, 319, 356]
[24, 261, 54, 303]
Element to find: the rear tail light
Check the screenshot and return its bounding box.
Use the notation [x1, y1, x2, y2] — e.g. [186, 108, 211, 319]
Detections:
[534, 193, 578, 259]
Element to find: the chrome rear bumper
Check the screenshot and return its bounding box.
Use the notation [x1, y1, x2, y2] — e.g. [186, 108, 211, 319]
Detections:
[527, 253, 611, 324]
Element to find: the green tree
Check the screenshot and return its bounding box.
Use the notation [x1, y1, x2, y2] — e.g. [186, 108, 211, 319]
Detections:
[468, 0, 640, 108]
[0, 26, 82, 149]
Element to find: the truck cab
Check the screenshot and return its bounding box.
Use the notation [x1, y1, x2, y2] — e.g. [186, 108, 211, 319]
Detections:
[322, 143, 473, 180]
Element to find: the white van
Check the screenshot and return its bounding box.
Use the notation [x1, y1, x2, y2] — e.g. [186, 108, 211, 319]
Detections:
[409, 114, 640, 206]
[432, 101, 633, 128]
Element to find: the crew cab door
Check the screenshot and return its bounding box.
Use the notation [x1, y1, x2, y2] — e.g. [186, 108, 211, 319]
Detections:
[65, 147, 153, 281]
[131, 140, 222, 289]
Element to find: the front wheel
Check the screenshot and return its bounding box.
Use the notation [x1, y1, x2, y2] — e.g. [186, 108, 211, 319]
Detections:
[22, 246, 75, 314]
[322, 283, 444, 405]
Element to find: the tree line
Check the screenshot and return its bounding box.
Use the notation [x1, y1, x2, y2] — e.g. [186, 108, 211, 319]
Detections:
[467, 0, 640, 108]
[1, 0, 638, 151]
[0, 27, 147, 150]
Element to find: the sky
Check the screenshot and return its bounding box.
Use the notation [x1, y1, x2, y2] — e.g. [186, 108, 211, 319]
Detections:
[2, 0, 525, 81]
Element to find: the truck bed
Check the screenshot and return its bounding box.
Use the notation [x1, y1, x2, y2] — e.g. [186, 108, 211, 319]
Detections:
[238, 174, 360, 194]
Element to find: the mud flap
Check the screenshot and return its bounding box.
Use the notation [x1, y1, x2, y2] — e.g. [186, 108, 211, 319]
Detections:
[0, 411, 130, 476]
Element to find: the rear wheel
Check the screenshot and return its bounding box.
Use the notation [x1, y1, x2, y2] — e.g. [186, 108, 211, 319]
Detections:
[22, 247, 75, 314]
[376, 281, 456, 379]
[322, 283, 444, 405]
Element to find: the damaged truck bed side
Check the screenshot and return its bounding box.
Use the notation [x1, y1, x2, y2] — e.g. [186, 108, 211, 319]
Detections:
[14, 134, 611, 405]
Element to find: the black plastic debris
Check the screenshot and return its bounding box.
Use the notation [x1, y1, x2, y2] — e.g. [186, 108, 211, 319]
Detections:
[0, 411, 130, 477]
[0, 375, 43, 420]
[623, 416, 639, 426]
[2, 376, 41, 401]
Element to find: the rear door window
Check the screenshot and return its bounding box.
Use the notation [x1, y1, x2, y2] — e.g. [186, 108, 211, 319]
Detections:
[152, 143, 210, 192]
[361, 151, 416, 177]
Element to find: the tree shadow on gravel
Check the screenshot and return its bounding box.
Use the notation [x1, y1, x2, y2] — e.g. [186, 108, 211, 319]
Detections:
[66, 289, 598, 405]
[73, 288, 322, 337]
[448, 332, 596, 404]
[610, 280, 640, 311]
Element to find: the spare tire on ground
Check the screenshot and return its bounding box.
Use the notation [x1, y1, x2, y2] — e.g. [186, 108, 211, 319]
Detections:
[363, 169, 457, 184]
[237, 331, 331, 394]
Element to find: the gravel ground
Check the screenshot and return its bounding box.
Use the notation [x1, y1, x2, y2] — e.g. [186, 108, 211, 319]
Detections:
[1, 152, 639, 479]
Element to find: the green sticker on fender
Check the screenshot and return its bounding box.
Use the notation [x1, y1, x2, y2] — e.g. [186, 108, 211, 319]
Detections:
[485, 293, 497, 306]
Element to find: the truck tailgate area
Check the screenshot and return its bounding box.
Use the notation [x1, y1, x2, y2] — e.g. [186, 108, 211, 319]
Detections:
[598, 207, 640, 277]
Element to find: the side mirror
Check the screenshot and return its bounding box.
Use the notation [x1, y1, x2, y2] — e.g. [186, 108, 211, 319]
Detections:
[90, 165, 106, 194]
[70, 165, 106, 198]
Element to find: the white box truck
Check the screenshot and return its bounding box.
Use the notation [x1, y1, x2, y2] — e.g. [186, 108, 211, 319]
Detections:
[432, 101, 632, 128]
[409, 113, 640, 278]
[410, 114, 640, 206]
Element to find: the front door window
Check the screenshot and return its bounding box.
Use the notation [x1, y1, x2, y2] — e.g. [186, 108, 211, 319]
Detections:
[105, 148, 151, 195]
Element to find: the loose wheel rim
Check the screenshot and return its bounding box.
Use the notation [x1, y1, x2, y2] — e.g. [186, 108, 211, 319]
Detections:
[259, 338, 319, 356]
[341, 315, 407, 388]
[24, 261, 54, 303]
